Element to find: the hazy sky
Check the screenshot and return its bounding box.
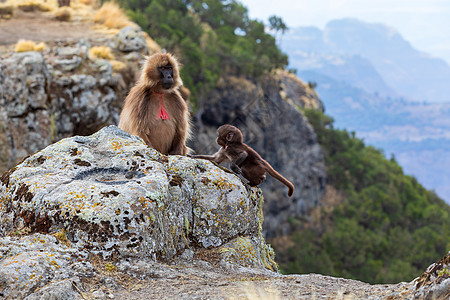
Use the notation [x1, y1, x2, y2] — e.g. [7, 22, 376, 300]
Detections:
[239, 0, 450, 64]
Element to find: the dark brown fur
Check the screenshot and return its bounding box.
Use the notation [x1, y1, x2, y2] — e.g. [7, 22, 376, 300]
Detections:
[118, 53, 190, 155]
[192, 125, 295, 196]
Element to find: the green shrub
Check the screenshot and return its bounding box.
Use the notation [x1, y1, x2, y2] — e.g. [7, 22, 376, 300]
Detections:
[275, 109, 450, 284]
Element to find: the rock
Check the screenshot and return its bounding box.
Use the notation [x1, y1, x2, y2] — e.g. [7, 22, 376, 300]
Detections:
[57, 46, 83, 57]
[23, 278, 85, 300]
[115, 26, 147, 52]
[0, 52, 52, 174]
[410, 251, 450, 299]
[54, 56, 82, 72]
[0, 126, 276, 270]
[192, 74, 327, 236]
[0, 233, 92, 299]
[277, 70, 324, 111]
[0, 29, 326, 240]
[0, 52, 50, 117]
[0, 229, 427, 300]
[0, 35, 145, 173]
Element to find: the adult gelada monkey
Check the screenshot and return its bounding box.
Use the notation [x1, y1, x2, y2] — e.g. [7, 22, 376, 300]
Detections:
[119, 53, 190, 155]
[192, 125, 295, 196]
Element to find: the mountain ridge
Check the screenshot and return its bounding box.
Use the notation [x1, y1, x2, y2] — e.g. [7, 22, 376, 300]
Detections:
[283, 18, 450, 202]
[284, 17, 450, 103]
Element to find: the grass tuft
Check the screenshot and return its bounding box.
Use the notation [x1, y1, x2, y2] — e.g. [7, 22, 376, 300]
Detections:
[0, 3, 14, 19]
[88, 46, 114, 60]
[15, 39, 47, 52]
[54, 7, 71, 21]
[110, 60, 126, 71]
[94, 1, 134, 29]
[15, 40, 36, 52]
[17, 0, 54, 12]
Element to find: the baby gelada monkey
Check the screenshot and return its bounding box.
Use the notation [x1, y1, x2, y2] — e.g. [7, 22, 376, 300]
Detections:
[192, 124, 294, 196]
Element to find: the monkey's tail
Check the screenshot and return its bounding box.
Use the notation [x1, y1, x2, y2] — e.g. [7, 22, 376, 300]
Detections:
[264, 161, 295, 197]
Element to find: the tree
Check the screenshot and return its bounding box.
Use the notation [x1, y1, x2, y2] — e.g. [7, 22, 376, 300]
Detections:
[268, 15, 288, 44]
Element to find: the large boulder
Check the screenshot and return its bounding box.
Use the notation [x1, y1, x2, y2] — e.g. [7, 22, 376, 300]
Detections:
[0, 126, 276, 270]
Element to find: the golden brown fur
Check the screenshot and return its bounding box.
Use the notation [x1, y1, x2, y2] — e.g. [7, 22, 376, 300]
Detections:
[192, 124, 295, 196]
[119, 53, 190, 155]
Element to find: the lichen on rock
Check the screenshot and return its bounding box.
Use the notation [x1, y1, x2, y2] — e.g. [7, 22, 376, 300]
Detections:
[0, 125, 276, 271]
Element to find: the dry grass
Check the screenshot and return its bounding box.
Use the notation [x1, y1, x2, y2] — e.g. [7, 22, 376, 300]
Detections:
[0, 2, 14, 19]
[110, 60, 126, 71]
[16, 39, 35, 52]
[142, 31, 162, 53]
[34, 42, 47, 51]
[15, 39, 47, 52]
[78, 0, 96, 5]
[88, 46, 114, 60]
[54, 6, 71, 21]
[16, 0, 55, 12]
[94, 1, 134, 29]
[2, 0, 97, 20]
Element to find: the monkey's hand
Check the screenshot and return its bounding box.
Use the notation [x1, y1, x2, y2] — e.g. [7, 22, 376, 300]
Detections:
[230, 163, 242, 175]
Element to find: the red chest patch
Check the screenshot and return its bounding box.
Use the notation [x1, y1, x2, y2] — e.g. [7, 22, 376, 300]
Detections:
[154, 91, 170, 120]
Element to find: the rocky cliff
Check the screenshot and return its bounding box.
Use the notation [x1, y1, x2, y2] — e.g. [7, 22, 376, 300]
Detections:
[192, 72, 326, 236]
[0, 25, 153, 173]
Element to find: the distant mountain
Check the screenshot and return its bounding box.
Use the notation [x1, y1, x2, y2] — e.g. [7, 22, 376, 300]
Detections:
[282, 18, 450, 202]
[296, 69, 450, 202]
[284, 18, 450, 103]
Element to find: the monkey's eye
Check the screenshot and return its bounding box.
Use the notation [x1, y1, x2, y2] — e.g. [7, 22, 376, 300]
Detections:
[161, 67, 166, 70]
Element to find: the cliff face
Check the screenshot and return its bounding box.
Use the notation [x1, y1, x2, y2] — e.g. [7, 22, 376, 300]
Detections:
[192, 71, 326, 236]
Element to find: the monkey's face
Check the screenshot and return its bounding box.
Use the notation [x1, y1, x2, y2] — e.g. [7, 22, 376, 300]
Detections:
[158, 64, 174, 89]
[217, 124, 243, 146]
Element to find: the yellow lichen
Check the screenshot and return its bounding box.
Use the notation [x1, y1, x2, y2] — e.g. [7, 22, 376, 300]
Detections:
[50, 260, 61, 269]
[105, 262, 116, 272]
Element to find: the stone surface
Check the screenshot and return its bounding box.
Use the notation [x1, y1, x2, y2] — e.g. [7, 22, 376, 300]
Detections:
[0, 126, 275, 270]
[115, 26, 147, 52]
[0, 28, 151, 174]
[410, 251, 450, 300]
[0, 232, 431, 300]
[0, 233, 92, 299]
[192, 73, 327, 236]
